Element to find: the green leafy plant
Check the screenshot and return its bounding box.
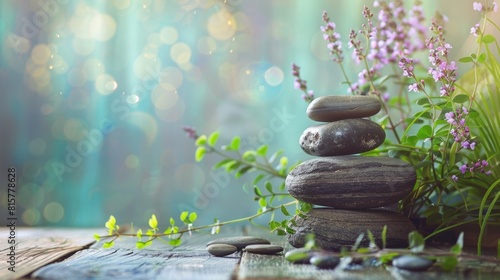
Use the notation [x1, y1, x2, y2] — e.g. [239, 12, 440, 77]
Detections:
[95, 129, 311, 249]
[291, 0, 499, 253]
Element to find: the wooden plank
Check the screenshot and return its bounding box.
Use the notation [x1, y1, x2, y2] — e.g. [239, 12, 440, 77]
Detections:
[32, 227, 246, 280]
[237, 239, 500, 280]
[0, 228, 95, 280]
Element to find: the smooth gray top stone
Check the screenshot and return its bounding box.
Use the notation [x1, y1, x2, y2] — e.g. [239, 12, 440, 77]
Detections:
[393, 255, 434, 271]
[206, 236, 270, 249]
[299, 119, 385, 156]
[307, 95, 382, 122]
[244, 244, 283, 255]
[286, 156, 416, 209]
[206, 244, 238, 257]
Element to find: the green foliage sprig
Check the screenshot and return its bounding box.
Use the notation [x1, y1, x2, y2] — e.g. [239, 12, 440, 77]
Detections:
[95, 130, 311, 249]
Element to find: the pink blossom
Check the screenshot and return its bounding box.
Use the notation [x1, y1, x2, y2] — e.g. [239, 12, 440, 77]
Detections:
[473, 2, 483, 11]
[494, 2, 498, 12]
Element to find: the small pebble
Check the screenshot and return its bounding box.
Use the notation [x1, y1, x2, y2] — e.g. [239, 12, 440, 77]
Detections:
[393, 255, 434, 271]
[206, 236, 270, 250]
[244, 244, 283, 255]
[310, 255, 340, 269]
[206, 244, 237, 257]
[284, 248, 315, 264]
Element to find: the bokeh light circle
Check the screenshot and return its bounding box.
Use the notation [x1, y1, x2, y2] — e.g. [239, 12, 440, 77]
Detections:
[208, 11, 236, 40]
[95, 74, 118, 95]
[89, 13, 116, 41]
[160, 26, 178, 45]
[133, 54, 161, 80]
[43, 202, 64, 223]
[170, 43, 192, 65]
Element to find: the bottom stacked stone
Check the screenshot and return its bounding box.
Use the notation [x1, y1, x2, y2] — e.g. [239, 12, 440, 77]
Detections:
[288, 208, 416, 250]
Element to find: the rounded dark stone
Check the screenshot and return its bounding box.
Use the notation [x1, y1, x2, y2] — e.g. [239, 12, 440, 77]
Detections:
[285, 156, 416, 209]
[393, 255, 434, 271]
[299, 119, 385, 156]
[244, 244, 283, 255]
[287, 208, 416, 251]
[310, 254, 341, 269]
[206, 236, 270, 250]
[206, 244, 238, 257]
[307, 95, 382, 122]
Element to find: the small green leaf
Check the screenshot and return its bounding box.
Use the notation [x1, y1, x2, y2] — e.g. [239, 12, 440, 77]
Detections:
[93, 234, 100, 241]
[208, 131, 220, 147]
[477, 53, 486, 63]
[409, 231, 425, 253]
[149, 214, 158, 229]
[213, 159, 232, 170]
[256, 145, 268, 156]
[105, 215, 116, 229]
[482, 34, 495, 44]
[195, 146, 206, 162]
[146, 229, 155, 236]
[189, 212, 197, 223]
[170, 217, 175, 226]
[229, 136, 241, 150]
[195, 135, 207, 146]
[439, 256, 458, 272]
[164, 227, 172, 235]
[252, 174, 265, 185]
[137, 229, 143, 239]
[285, 226, 296, 234]
[276, 229, 286, 236]
[180, 211, 189, 223]
[281, 205, 291, 216]
[416, 125, 432, 140]
[453, 94, 470, 103]
[352, 233, 365, 251]
[269, 220, 280, 230]
[258, 197, 267, 207]
[279, 157, 288, 167]
[497, 239, 500, 260]
[458, 56, 473, 63]
[136, 241, 146, 249]
[225, 161, 240, 173]
[103, 241, 115, 249]
[169, 239, 182, 247]
[381, 225, 387, 249]
[265, 181, 273, 194]
[416, 97, 430, 105]
[367, 230, 377, 249]
[254, 186, 263, 197]
[235, 166, 253, 178]
[242, 151, 256, 162]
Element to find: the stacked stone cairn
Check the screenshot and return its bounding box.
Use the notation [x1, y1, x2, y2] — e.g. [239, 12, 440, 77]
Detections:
[286, 95, 417, 250]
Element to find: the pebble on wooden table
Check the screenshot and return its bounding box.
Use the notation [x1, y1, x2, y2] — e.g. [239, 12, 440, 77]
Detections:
[244, 244, 284, 255]
[206, 244, 238, 257]
[206, 236, 272, 257]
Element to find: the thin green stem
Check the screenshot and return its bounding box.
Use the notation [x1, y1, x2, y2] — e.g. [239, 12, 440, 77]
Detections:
[99, 200, 299, 239]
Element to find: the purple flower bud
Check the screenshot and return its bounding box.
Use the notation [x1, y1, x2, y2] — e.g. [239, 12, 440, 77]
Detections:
[459, 164, 468, 174]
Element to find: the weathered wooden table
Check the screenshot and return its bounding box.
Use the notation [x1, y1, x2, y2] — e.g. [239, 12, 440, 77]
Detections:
[1, 227, 499, 279]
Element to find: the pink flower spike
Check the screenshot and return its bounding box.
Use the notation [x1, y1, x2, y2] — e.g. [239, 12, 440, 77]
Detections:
[473, 2, 483, 11]
[494, 2, 498, 12]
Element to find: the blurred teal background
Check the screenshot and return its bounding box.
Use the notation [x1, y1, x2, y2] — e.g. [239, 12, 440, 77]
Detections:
[0, 0, 480, 227]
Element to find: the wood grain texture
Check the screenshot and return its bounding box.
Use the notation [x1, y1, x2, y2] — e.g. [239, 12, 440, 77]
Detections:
[32, 227, 248, 280]
[0, 228, 95, 280]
